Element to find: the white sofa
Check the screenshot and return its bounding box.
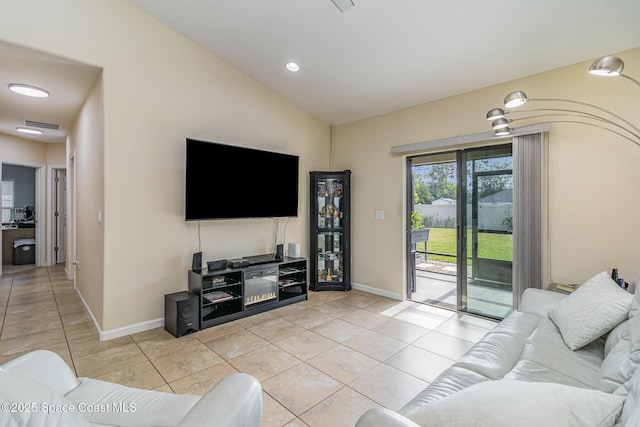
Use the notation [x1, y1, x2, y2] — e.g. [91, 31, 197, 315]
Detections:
[0, 349, 262, 427]
[357, 271, 640, 427]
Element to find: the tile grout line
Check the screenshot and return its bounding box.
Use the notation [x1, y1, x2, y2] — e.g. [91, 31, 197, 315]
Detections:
[0, 272, 13, 340]
[47, 265, 78, 375]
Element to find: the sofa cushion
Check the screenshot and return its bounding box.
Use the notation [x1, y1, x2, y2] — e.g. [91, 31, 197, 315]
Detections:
[604, 318, 632, 356]
[549, 271, 633, 350]
[598, 311, 640, 394]
[629, 278, 640, 318]
[0, 370, 90, 427]
[452, 311, 540, 380]
[505, 316, 605, 388]
[406, 379, 624, 427]
[616, 363, 640, 426]
[65, 377, 199, 427]
[398, 367, 492, 420]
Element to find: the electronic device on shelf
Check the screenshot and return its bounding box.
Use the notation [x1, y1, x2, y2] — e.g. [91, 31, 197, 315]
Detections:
[245, 253, 283, 266]
[228, 258, 250, 268]
[207, 259, 227, 271]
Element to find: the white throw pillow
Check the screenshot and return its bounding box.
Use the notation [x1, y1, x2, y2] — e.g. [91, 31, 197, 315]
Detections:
[409, 380, 624, 427]
[549, 271, 633, 351]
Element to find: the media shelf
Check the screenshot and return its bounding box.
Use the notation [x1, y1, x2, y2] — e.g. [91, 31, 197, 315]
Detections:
[188, 257, 308, 330]
[278, 259, 307, 301]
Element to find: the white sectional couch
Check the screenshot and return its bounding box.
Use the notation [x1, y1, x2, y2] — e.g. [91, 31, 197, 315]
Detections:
[0, 349, 263, 426]
[357, 271, 640, 427]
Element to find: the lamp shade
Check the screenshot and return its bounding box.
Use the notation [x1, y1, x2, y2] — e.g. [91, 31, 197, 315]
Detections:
[504, 91, 527, 108]
[486, 108, 505, 121]
[589, 56, 624, 77]
[492, 118, 510, 130]
[495, 128, 512, 136]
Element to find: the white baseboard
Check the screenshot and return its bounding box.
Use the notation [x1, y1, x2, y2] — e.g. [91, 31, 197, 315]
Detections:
[100, 317, 164, 341]
[75, 285, 164, 341]
[351, 282, 404, 300]
[74, 282, 402, 342]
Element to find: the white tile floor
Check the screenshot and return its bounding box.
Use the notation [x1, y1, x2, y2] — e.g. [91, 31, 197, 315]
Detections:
[0, 265, 499, 426]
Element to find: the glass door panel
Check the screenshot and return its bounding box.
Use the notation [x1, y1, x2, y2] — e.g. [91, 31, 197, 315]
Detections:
[317, 232, 343, 284]
[461, 147, 513, 319]
[406, 153, 458, 309]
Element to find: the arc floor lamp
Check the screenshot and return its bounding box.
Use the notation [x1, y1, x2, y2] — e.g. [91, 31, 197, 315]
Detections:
[485, 55, 639, 147]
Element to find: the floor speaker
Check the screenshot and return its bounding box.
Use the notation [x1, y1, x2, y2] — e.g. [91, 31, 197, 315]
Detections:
[164, 291, 199, 337]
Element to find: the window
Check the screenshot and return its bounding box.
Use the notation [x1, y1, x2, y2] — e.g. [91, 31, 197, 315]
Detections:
[2, 179, 15, 223]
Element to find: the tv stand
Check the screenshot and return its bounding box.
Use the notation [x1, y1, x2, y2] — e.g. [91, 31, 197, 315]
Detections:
[188, 256, 307, 330]
[245, 253, 282, 265]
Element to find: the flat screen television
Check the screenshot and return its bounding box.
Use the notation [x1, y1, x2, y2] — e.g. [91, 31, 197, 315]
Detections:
[185, 138, 299, 220]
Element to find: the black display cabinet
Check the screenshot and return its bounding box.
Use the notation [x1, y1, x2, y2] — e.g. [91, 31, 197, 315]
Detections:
[309, 170, 351, 291]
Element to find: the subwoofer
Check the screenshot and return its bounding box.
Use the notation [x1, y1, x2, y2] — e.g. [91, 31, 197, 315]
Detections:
[164, 291, 199, 337]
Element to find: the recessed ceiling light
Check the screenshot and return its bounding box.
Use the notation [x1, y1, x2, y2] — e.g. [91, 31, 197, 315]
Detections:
[16, 127, 43, 135]
[285, 62, 300, 72]
[9, 83, 49, 98]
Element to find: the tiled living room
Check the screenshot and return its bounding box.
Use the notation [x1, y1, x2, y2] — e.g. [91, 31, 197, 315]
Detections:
[0, 265, 496, 426]
[1, 1, 639, 426]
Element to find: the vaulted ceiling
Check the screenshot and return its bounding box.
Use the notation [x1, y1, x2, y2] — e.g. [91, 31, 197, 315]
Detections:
[1, 1, 639, 145]
[129, 0, 640, 124]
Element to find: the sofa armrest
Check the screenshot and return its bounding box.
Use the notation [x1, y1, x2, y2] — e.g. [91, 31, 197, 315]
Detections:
[356, 408, 420, 427]
[520, 288, 567, 318]
[0, 350, 80, 396]
[178, 373, 263, 427]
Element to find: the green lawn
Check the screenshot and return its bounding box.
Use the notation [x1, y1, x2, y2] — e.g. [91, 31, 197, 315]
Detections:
[415, 228, 513, 263]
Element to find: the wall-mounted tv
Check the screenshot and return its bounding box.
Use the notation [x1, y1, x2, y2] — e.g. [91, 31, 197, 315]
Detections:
[185, 138, 299, 220]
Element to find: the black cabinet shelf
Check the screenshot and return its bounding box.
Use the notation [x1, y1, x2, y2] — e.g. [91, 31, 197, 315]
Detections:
[310, 170, 351, 292]
[189, 257, 308, 329]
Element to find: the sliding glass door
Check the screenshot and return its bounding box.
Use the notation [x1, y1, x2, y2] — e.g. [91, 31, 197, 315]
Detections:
[407, 144, 514, 319]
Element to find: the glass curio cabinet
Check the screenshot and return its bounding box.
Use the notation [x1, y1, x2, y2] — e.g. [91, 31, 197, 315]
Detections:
[309, 170, 351, 291]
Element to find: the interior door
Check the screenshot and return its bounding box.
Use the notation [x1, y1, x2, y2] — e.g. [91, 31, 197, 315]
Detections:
[54, 169, 67, 264]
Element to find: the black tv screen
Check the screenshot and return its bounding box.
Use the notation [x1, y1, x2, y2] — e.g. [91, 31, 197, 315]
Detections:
[185, 139, 299, 220]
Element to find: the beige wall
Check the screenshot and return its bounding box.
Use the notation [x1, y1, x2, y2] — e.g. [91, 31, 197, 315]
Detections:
[67, 74, 105, 325]
[0, 0, 329, 333]
[46, 144, 65, 166]
[2, 0, 637, 334]
[0, 133, 47, 165]
[332, 47, 640, 296]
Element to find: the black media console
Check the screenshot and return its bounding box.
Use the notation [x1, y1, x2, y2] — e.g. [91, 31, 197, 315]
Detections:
[188, 256, 308, 330]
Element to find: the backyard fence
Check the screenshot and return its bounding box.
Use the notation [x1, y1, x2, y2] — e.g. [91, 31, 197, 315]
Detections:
[414, 203, 513, 232]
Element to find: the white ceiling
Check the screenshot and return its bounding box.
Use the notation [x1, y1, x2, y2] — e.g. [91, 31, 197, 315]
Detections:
[1, 1, 639, 146]
[129, 0, 640, 125]
[0, 41, 101, 144]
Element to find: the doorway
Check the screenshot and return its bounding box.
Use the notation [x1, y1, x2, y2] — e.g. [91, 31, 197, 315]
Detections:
[1, 163, 44, 275]
[407, 144, 514, 319]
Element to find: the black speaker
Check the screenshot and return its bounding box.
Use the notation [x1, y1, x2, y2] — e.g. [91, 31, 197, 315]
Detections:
[192, 252, 202, 272]
[275, 244, 284, 260]
[164, 291, 199, 337]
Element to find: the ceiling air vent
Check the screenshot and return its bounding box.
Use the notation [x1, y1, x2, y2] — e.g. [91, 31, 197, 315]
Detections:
[23, 119, 62, 131]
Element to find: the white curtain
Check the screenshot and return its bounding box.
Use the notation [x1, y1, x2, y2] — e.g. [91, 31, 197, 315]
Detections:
[512, 132, 544, 309]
